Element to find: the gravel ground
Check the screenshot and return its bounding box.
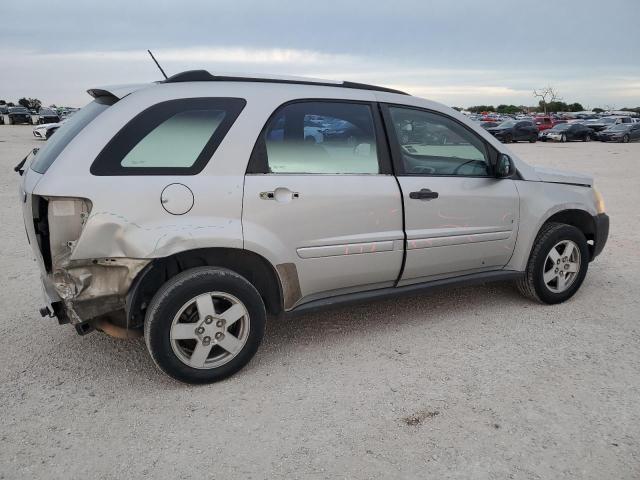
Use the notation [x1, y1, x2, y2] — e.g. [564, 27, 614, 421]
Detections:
[1, 125, 638, 479]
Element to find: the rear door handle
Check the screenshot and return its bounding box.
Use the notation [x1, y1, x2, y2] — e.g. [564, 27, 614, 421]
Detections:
[409, 188, 439, 200]
[260, 188, 300, 202]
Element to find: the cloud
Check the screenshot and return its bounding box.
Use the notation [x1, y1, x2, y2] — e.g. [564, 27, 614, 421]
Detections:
[1, 44, 638, 108]
[35, 47, 356, 66]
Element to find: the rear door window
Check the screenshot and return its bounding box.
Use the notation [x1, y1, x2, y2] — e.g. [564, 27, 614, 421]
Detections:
[249, 101, 386, 174]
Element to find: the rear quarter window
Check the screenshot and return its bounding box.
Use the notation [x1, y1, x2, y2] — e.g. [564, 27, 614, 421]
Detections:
[90, 97, 246, 176]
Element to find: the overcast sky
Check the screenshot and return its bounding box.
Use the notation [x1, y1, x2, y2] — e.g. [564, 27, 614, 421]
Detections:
[1, 0, 638, 108]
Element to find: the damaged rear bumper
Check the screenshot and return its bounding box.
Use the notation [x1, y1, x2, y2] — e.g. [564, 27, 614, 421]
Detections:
[50, 257, 150, 326]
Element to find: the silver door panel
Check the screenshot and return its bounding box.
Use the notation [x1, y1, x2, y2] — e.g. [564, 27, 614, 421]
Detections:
[243, 175, 404, 303]
[398, 176, 519, 284]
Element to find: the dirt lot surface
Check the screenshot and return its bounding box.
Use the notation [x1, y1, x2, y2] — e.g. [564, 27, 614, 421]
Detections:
[1, 125, 638, 479]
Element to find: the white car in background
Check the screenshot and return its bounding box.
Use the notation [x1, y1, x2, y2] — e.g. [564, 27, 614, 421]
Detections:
[33, 121, 64, 140]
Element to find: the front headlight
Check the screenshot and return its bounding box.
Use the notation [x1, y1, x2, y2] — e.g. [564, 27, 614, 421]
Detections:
[594, 188, 606, 214]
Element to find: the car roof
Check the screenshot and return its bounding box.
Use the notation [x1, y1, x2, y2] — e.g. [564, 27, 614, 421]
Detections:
[88, 70, 409, 100]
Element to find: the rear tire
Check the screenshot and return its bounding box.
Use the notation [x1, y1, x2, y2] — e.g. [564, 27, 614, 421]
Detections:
[561, 134, 567, 143]
[504, 134, 512, 143]
[622, 134, 630, 143]
[584, 134, 591, 142]
[516, 223, 589, 304]
[144, 267, 266, 384]
[529, 135, 537, 143]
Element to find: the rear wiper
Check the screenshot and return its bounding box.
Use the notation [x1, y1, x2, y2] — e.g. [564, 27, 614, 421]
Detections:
[14, 147, 39, 176]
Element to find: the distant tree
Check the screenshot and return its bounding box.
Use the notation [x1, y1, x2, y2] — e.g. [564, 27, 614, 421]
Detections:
[451, 106, 462, 111]
[533, 86, 560, 114]
[467, 105, 495, 113]
[18, 97, 42, 112]
[546, 100, 567, 112]
[568, 102, 584, 112]
[496, 104, 520, 114]
[7, 102, 15, 107]
[0, 99, 5, 105]
[593, 107, 604, 113]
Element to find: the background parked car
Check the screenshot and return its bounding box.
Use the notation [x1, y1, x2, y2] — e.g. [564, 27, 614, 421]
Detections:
[37, 108, 60, 124]
[534, 116, 565, 132]
[480, 121, 500, 129]
[539, 123, 594, 142]
[0, 105, 8, 125]
[486, 120, 538, 143]
[5, 106, 32, 125]
[584, 116, 633, 132]
[597, 123, 640, 143]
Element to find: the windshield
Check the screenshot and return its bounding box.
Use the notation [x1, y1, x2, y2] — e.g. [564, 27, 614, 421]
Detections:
[608, 124, 629, 131]
[31, 97, 115, 174]
[39, 108, 56, 115]
[9, 107, 29, 113]
[497, 120, 516, 128]
[551, 123, 571, 131]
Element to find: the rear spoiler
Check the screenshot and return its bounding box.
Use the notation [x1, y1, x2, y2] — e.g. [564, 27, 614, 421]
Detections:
[86, 82, 151, 100]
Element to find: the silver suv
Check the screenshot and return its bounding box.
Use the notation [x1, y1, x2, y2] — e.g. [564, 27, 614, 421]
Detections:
[16, 70, 609, 383]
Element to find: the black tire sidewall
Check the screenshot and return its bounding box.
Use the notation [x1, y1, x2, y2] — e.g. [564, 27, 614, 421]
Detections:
[145, 267, 266, 384]
[531, 226, 589, 304]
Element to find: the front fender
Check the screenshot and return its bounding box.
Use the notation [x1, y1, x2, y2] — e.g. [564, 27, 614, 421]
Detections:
[507, 180, 597, 271]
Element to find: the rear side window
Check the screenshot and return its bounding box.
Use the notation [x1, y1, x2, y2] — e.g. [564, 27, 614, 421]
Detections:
[249, 101, 383, 174]
[91, 97, 246, 175]
[31, 97, 115, 174]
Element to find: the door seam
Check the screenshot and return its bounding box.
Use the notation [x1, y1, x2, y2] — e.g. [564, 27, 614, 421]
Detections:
[377, 102, 407, 287]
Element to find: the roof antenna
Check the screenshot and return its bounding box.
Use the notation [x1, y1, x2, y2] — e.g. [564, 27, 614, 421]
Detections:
[147, 49, 168, 80]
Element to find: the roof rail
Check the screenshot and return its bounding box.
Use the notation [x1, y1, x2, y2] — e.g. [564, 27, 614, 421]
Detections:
[162, 70, 409, 96]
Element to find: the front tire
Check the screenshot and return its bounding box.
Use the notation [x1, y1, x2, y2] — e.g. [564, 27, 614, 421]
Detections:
[622, 134, 630, 143]
[561, 134, 567, 143]
[517, 223, 589, 304]
[144, 267, 266, 384]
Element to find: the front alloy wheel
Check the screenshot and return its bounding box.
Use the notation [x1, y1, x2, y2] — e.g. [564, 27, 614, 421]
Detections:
[542, 240, 581, 293]
[517, 222, 589, 304]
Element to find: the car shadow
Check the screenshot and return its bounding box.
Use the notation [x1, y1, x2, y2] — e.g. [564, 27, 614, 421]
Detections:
[20, 281, 527, 390]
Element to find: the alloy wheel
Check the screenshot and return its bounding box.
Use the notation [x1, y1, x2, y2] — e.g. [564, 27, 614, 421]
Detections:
[542, 240, 581, 293]
[170, 291, 250, 369]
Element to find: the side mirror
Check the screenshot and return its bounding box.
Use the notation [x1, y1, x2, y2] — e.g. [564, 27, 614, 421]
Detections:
[496, 154, 514, 178]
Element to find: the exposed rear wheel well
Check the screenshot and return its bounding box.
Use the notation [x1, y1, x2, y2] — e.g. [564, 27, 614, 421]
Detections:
[126, 248, 283, 329]
[543, 209, 596, 257]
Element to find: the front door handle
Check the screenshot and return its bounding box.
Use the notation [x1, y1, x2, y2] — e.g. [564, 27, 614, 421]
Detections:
[409, 188, 439, 200]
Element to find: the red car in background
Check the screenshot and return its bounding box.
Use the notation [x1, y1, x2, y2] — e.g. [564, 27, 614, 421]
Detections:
[534, 116, 566, 132]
